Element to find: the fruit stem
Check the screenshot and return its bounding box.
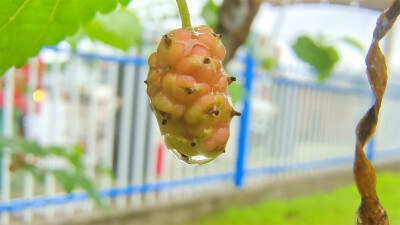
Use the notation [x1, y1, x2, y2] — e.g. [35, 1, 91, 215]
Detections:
[176, 0, 192, 30]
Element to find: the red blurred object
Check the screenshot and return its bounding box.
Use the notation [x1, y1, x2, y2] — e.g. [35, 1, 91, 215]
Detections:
[155, 140, 165, 179]
[0, 58, 45, 113]
[0, 89, 26, 112]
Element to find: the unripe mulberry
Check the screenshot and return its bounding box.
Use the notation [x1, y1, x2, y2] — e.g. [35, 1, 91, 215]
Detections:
[146, 25, 239, 164]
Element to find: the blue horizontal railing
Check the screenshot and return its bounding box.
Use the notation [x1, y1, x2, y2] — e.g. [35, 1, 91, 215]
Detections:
[42, 46, 147, 66]
[375, 148, 400, 159]
[254, 75, 400, 100]
[0, 148, 398, 213]
[0, 172, 234, 213]
[42, 47, 400, 100]
[245, 155, 354, 177]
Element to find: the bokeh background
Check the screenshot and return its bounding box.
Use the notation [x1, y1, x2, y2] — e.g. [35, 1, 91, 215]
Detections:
[0, 0, 399, 225]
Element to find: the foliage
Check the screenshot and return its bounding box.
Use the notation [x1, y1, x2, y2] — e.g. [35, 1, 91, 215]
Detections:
[185, 172, 400, 225]
[261, 56, 276, 72]
[201, 0, 220, 31]
[341, 36, 366, 54]
[292, 35, 340, 81]
[83, 7, 141, 51]
[228, 80, 244, 105]
[0, 0, 130, 76]
[0, 136, 104, 206]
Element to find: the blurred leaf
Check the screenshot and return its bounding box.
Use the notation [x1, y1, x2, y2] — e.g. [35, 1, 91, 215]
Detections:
[0, 0, 128, 76]
[77, 174, 103, 206]
[47, 146, 68, 157]
[65, 27, 86, 49]
[119, 0, 130, 7]
[0, 136, 45, 156]
[0, 135, 102, 206]
[292, 35, 339, 81]
[84, 7, 141, 51]
[97, 165, 115, 179]
[228, 81, 244, 105]
[201, 0, 220, 31]
[77, 0, 122, 25]
[67, 144, 84, 170]
[53, 170, 76, 193]
[261, 57, 275, 71]
[342, 36, 366, 54]
[24, 165, 45, 182]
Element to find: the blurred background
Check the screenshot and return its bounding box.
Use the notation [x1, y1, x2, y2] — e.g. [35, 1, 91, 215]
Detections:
[0, 0, 400, 224]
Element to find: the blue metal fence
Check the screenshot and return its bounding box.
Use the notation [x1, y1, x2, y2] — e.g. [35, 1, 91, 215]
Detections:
[1, 48, 400, 224]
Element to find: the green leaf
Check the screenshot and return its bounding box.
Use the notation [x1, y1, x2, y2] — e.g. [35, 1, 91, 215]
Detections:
[76, 174, 103, 206]
[76, 0, 120, 25]
[53, 170, 76, 193]
[65, 144, 84, 171]
[24, 165, 45, 182]
[342, 36, 366, 54]
[261, 57, 276, 71]
[292, 35, 340, 81]
[84, 8, 141, 51]
[0, 0, 127, 76]
[119, 0, 130, 7]
[97, 164, 115, 179]
[201, 0, 220, 31]
[0, 136, 46, 156]
[228, 81, 244, 105]
[65, 27, 86, 49]
[0, 135, 101, 206]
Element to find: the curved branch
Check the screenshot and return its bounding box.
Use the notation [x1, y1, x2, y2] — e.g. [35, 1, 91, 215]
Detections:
[217, 0, 262, 62]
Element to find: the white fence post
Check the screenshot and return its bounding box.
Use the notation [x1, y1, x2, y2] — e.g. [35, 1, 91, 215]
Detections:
[1, 69, 14, 225]
[116, 64, 136, 207]
[23, 58, 39, 223]
[130, 67, 148, 207]
[101, 62, 120, 196]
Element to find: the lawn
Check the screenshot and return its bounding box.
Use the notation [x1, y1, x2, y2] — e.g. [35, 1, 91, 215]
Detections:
[185, 171, 400, 225]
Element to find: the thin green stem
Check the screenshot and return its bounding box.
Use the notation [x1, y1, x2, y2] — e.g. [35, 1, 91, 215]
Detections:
[176, 0, 192, 30]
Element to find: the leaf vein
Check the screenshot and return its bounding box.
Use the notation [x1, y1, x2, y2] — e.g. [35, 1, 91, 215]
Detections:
[32, 0, 62, 51]
[0, 0, 32, 33]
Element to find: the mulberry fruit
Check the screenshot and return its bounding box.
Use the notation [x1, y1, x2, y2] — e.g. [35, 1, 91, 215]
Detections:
[146, 25, 239, 164]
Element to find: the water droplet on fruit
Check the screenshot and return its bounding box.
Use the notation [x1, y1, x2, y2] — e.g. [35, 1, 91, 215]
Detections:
[161, 133, 225, 165]
[168, 148, 221, 165]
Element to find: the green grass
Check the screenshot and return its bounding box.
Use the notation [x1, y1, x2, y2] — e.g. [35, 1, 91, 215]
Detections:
[185, 171, 400, 225]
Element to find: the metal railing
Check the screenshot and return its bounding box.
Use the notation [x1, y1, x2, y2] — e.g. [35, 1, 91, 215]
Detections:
[0, 48, 399, 224]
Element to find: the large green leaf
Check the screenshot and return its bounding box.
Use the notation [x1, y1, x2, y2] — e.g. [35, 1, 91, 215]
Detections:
[292, 35, 340, 81]
[84, 7, 141, 51]
[0, 0, 127, 76]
